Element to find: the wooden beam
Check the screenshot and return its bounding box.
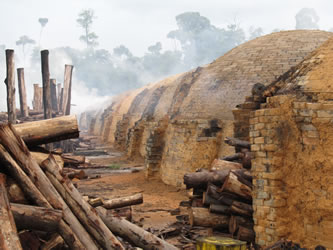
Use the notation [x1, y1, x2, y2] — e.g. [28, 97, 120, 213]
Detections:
[5, 49, 16, 123]
[17, 68, 28, 117]
[41, 50, 52, 119]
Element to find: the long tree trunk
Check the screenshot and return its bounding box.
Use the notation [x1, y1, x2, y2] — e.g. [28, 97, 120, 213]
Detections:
[13, 115, 79, 146]
[62, 65, 74, 115]
[11, 203, 62, 232]
[41, 50, 52, 119]
[50, 79, 58, 113]
[0, 124, 95, 249]
[17, 68, 29, 118]
[5, 49, 16, 123]
[189, 207, 229, 229]
[32, 84, 42, 112]
[57, 83, 62, 112]
[103, 193, 143, 209]
[0, 174, 22, 250]
[0, 145, 84, 249]
[42, 155, 124, 250]
[96, 207, 178, 250]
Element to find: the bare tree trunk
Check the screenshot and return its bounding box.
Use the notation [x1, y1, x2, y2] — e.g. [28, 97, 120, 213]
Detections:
[41, 50, 52, 119]
[62, 65, 74, 115]
[59, 88, 64, 114]
[0, 124, 95, 249]
[50, 79, 58, 113]
[17, 68, 29, 117]
[103, 193, 143, 209]
[5, 49, 16, 123]
[11, 203, 62, 232]
[13, 115, 79, 146]
[57, 83, 62, 111]
[0, 174, 22, 250]
[32, 84, 43, 112]
[96, 207, 178, 250]
[42, 155, 124, 250]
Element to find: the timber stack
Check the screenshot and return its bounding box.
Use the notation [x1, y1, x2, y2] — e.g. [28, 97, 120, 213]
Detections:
[182, 137, 255, 244]
[0, 116, 177, 249]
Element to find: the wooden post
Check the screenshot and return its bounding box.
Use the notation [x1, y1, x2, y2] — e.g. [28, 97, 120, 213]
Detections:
[32, 84, 42, 111]
[62, 65, 73, 115]
[59, 87, 64, 114]
[41, 50, 52, 119]
[5, 49, 16, 123]
[17, 68, 29, 117]
[50, 79, 58, 112]
[57, 83, 61, 111]
[0, 174, 23, 249]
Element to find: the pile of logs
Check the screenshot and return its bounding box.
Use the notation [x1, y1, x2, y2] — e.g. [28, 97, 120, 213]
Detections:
[183, 137, 255, 243]
[0, 116, 177, 249]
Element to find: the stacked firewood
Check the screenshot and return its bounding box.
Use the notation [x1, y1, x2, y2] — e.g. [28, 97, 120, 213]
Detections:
[183, 137, 255, 243]
[0, 116, 177, 249]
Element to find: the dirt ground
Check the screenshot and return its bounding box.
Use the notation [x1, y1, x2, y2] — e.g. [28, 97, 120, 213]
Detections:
[75, 147, 190, 246]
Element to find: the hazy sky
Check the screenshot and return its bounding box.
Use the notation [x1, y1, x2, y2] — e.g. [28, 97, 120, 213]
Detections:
[1, 0, 333, 113]
[1, 0, 333, 56]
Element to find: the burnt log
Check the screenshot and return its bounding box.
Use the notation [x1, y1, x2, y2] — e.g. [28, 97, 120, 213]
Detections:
[41, 50, 52, 119]
[224, 137, 250, 149]
[229, 215, 254, 236]
[209, 204, 230, 214]
[237, 226, 255, 242]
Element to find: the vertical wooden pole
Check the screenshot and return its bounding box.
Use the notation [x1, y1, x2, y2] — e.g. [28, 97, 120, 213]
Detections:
[62, 65, 73, 115]
[57, 83, 61, 111]
[59, 88, 64, 114]
[5, 49, 16, 123]
[41, 50, 52, 119]
[32, 84, 38, 111]
[17, 68, 29, 117]
[0, 174, 23, 249]
[50, 79, 58, 113]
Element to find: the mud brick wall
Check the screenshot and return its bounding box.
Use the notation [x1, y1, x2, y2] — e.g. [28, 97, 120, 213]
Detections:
[250, 95, 333, 248]
[160, 119, 223, 187]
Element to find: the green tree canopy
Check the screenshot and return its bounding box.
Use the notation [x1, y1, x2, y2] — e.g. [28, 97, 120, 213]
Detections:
[77, 9, 99, 48]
